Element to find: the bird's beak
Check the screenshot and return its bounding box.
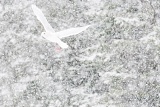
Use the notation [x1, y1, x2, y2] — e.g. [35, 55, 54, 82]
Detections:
[40, 35, 45, 39]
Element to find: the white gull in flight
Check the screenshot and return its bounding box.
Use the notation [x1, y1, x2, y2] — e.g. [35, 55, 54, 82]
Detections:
[31, 5, 91, 49]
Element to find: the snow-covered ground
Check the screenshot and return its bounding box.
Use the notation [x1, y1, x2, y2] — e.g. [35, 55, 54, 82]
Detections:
[0, 0, 160, 107]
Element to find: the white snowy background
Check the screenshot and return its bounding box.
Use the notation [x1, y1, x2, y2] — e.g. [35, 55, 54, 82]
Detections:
[0, 0, 160, 107]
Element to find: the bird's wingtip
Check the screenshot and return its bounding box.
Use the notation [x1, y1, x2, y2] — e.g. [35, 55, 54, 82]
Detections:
[31, 4, 35, 7]
[31, 4, 38, 9]
[85, 24, 95, 28]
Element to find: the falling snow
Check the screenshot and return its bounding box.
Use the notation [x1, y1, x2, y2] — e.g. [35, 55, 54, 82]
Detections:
[0, 0, 160, 107]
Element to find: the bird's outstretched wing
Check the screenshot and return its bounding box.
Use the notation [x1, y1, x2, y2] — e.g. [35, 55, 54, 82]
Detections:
[31, 5, 55, 32]
[56, 25, 91, 38]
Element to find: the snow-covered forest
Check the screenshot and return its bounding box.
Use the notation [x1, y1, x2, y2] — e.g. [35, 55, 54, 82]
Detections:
[0, 0, 160, 106]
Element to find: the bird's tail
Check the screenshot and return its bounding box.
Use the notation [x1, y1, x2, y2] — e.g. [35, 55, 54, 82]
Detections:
[57, 40, 69, 49]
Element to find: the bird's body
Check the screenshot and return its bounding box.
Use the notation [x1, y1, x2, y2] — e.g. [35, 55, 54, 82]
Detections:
[31, 4, 91, 49]
[41, 32, 60, 43]
[41, 32, 69, 48]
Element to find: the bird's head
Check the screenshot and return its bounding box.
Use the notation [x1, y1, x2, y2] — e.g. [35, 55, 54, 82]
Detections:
[41, 32, 47, 39]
